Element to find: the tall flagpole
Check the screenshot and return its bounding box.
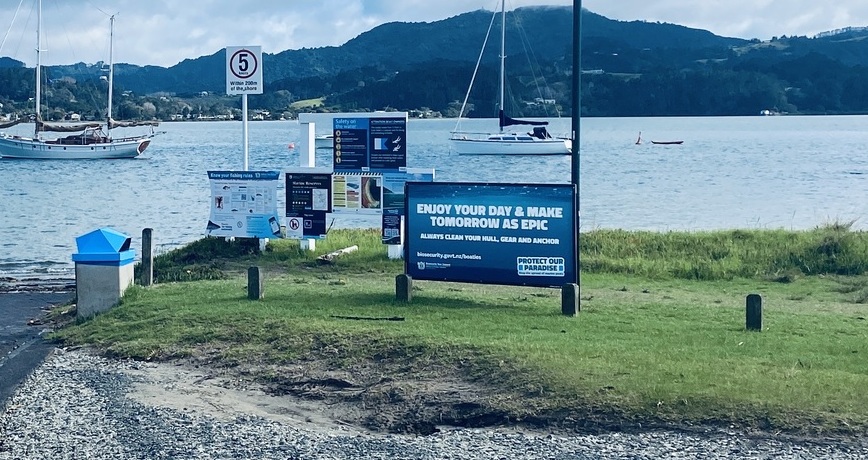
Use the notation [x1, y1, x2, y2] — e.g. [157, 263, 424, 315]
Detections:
[107, 15, 115, 133]
[34, 0, 42, 138]
[572, 0, 582, 303]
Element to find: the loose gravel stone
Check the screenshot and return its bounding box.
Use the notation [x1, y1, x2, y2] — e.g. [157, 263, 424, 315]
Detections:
[1, 349, 866, 459]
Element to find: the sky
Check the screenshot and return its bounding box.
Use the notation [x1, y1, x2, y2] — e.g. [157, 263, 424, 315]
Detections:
[1, 0, 867, 68]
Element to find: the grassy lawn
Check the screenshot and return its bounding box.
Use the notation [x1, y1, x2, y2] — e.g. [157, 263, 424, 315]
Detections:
[51, 227, 868, 437]
[289, 97, 325, 109]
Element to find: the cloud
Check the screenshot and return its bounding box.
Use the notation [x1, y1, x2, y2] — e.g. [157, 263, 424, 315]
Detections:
[583, 0, 868, 40]
[1, 0, 867, 67]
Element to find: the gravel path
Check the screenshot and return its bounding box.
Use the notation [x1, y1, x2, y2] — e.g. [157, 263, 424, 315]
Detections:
[1, 348, 866, 459]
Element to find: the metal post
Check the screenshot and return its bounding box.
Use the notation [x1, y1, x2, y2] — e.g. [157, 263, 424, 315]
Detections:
[396, 274, 412, 302]
[561, 283, 579, 316]
[572, 0, 583, 307]
[248, 266, 262, 300]
[746, 294, 763, 331]
[141, 228, 153, 286]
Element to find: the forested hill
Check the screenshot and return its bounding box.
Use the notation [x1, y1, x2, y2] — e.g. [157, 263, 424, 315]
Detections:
[2, 7, 868, 119]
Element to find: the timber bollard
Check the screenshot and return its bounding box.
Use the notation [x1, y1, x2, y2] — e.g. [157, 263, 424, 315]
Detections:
[746, 293, 762, 331]
[141, 228, 154, 286]
[396, 274, 412, 302]
[248, 266, 263, 300]
[561, 283, 579, 316]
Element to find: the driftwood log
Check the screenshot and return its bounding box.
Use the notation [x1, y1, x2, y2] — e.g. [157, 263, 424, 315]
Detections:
[330, 315, 405, 321]
[317, 245, 358, 264]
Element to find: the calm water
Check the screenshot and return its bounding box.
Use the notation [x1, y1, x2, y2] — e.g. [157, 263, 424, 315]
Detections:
[2, 115, 868, 281]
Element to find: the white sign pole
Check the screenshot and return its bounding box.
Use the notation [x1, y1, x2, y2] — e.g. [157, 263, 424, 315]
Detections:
[242, 94, 249, 170]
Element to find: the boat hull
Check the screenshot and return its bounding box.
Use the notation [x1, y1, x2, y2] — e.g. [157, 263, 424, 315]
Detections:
[0, 135, 150, 159]
[314, 135, 333, 150]
[450, 137, 571, 155]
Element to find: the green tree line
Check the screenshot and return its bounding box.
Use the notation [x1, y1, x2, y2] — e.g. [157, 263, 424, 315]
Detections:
[4, 49, 868, 121]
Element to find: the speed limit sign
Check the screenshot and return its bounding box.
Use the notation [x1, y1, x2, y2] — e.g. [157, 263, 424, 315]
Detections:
[226, 46, 263, 95]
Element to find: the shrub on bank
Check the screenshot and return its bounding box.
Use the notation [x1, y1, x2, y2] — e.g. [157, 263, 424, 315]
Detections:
[139, 225, 868, 283]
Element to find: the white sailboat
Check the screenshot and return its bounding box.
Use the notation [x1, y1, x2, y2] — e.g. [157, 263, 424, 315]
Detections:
[450, 0, 571, 156]
[314, 133, 334, 150]
[0, 3, 158, 160]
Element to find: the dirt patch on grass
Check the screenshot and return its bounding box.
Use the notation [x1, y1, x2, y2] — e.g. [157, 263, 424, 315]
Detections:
[253, 359, 515, 435]
[112, 343, 868, 449]
[125, 353, 520, 435]
[124, 345, 646, 437]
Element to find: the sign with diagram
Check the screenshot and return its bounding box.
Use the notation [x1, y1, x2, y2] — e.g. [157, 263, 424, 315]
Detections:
[331, 169, 435, 216]
[330, 173, 383, 214]
[283, 168, 331, 240]
[405, 182, 577, 287]
[333, 115, 407, 172]
[285, 168, 332, 213]
[206, 170, 281, 238]
[382, 208, 402, 245]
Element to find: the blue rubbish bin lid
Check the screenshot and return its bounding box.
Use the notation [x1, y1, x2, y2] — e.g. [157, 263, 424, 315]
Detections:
[72, 227, 135, 265]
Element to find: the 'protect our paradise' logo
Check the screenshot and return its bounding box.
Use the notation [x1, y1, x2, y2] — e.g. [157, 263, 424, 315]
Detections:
[517, 257, 565, 277]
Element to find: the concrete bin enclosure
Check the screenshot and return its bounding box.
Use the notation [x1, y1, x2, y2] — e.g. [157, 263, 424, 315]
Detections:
[72, 228, 135, 318]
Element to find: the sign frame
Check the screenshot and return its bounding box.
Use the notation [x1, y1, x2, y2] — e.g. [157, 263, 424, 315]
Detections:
[333, 114, 408, 172]
[226, 46, 263, 95]
[285, 168, 333, 214]
[404, 182, 577, 288]
[206, 170, 281, 238]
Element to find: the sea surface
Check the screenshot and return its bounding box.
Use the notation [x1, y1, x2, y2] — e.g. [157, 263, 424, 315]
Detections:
[2, 115, 868, 281]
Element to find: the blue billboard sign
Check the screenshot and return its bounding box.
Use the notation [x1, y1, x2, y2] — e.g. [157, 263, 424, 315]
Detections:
[405, 182, 577, 287]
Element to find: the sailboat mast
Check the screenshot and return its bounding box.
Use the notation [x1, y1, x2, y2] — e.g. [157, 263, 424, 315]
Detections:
[107, 14, 114, 131]
[498, 0, 505, 133]
[34, 0, 42, 138]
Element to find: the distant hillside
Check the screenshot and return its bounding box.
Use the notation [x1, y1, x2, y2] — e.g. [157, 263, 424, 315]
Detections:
[4, 6, 868, 118]
[100, 6, 751, 95]
[0, 57, 24, 68]
[0, 6, 751, 95]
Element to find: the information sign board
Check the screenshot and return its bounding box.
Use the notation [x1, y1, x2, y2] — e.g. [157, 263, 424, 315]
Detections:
[405, 182, 577, 287]
[333, 115, 407, 172]
[285, 169, 332, 214]
[331, 173, 383, 214]
[206, 170, 281, 238]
